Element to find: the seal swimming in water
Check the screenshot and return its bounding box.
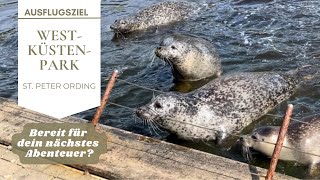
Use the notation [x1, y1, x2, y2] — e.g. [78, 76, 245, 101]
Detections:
[155, 34, 222, 81]
[240, 114, 320, 176]
[110, 1, 199, 34]
[136, 67, 317, 144]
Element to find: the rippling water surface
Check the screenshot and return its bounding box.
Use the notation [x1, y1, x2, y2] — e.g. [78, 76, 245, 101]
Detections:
[1, 0, 320, 178]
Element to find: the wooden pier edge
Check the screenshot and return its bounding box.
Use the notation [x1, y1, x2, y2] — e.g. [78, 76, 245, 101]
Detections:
[0, 97, 296, 180]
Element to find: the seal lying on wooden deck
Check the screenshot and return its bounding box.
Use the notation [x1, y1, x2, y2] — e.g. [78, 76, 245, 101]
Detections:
[240, 114, 320, 177]
[136, 67, 317, 144]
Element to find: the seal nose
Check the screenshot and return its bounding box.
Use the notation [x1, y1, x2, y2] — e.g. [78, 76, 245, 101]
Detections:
[135, 106, 152, 120]
[135, 107, 144, 118]
[239, 135, 249, 143]
[239, 137, 244, 142]
[110, 20, 118, 30]
[156, 46, 162, 50]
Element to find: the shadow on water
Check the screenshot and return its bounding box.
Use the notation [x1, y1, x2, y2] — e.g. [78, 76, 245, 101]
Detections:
[171, 78, 214, 93]
[0, 0, 320, 178]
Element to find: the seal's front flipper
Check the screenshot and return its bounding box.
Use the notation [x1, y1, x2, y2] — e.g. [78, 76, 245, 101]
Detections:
[215, 131, 228, 145]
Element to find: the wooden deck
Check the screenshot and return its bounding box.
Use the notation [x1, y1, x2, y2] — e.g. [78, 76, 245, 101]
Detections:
[0, 97, 296, 180]
[0, 144, 103, 180]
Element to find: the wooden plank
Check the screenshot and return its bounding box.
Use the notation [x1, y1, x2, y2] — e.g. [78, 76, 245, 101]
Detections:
[0, 97, 296, 180]
[0, 144, 103, 180]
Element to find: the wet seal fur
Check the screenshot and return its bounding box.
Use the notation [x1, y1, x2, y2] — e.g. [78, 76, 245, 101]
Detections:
[240, 114, 320, 177]
[110, 1, 199, 34]
[135, 68, 316, 144]
[155, 34, 222, 81]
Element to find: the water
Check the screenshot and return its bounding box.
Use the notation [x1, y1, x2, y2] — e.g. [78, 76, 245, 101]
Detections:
[1, 0, 320, 178]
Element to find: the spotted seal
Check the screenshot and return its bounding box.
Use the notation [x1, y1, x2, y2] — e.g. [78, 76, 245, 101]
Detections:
[135, 67, 317, 143]
[240, 114, 320, 176]
[155, 34, 222, 81]
[110, 1, 199, 34]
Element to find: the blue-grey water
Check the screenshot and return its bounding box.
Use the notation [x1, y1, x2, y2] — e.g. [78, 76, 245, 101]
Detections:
[1, 0, 320, 178]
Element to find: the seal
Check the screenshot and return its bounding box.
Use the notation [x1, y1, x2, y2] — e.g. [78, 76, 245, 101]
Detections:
[155, 34, 222, 81]
[136, 70, 303, 144]
[110, 1, 199, 34]
[240, 114, 320, 176]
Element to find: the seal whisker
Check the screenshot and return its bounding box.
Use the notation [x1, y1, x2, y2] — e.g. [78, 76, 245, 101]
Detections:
[132, 112, 137, 123]
[151, 120, 164, 132]
[161, 57, 167, 65]
[148, 119, 161, 137]
[145, 118, 154, 135]
[146, 117, 162, 136]
[241, 145, 253, 163]
[115, 29, 126, 39]
[143, 118, 147, 126]
[149, 118, 163, 133]
[148, 51, 157, 68]
[113, 29, 120, 39]
[152, 91, 156, 99]
[149, 55, 154, 67]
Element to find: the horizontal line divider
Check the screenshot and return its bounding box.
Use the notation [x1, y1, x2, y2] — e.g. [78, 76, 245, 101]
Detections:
[18, 17, 101, 19]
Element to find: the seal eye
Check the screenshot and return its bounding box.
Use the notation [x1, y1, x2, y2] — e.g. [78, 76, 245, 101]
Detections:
[171, 45, 176, 49]
[154, 102, 162, 109]
[251, 135, 258, 140]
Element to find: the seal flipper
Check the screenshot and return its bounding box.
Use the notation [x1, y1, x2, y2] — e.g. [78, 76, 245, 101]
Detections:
[215, 131, 228, 145]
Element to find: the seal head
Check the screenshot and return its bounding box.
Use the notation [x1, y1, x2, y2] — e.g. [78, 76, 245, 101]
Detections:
[241, 114, 320, 176]
[110, 18, 136, 34]
[155, 34, 222, 81]
[240, 126, 281, 162]
[135, 94, 217, 140]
